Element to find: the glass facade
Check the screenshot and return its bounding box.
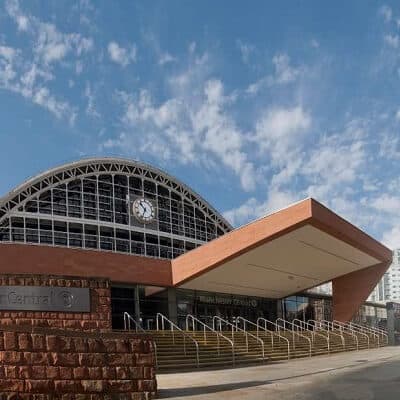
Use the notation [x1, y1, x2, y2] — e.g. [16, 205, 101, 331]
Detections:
[282, 294, 387, 329]
[351, 303, 387, 329]
[176, 289, 277, 328]
[282, 295, 331, 322]
[0, 160, 232, 259]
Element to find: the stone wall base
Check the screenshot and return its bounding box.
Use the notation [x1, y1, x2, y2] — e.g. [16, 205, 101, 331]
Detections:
[0, 325, 157, 399]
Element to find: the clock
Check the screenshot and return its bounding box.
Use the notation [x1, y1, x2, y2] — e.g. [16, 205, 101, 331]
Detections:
[132, 198, 155, 223]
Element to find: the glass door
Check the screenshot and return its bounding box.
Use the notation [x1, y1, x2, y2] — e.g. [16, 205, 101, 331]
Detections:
[111, 287, 136, 330]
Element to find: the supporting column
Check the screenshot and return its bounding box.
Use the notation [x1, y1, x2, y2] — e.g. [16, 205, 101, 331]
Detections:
[276, 299, 284, 320]
[332, 261, 390, 322]
[387, 302, 396, 346]
[167, 287, 178, 324]
[134, 284, 141, 325]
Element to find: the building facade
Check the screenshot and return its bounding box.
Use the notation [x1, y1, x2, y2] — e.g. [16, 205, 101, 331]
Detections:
[384, 249, 400, 301]
[0, 158, 392, 331]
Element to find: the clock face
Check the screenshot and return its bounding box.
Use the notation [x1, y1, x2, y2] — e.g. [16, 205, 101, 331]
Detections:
[132, 198, 155, 223]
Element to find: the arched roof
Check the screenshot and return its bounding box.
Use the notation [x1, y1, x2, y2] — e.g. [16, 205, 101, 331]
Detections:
[0, 157, 233, 231]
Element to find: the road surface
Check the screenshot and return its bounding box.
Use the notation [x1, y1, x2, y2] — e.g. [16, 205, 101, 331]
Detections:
[158, 347, 400, 399]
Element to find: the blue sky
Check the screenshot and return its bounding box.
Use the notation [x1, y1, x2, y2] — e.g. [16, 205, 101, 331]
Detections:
[0, 0, 400, 248]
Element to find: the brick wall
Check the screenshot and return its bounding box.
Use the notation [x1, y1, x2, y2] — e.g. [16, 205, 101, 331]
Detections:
[0, 275, 111, 332]
[0, 325, 157, 399]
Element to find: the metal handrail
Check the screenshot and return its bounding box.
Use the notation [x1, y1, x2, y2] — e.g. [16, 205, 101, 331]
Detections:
[349, 322, 387, 345]
[185, 315, 235, 365]
[236, 316, 290, 360]
[319, 320, 346, 349]
[212, 316, 265, 360]
[307, 319, 345, 350]
[292, 319, 340, 351]
[256, 317, 291, 359]
[124, 312, 145, 332]
[327, 320, 359, 350]
[275, 318, 312, 357]
[347, 322, 380, 345]
[123, 312, 158, 368]
[332, 320, 370, 349]
[156, 313, 200, 367]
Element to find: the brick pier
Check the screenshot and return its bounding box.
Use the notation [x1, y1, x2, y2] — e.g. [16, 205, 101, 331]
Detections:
[0, 275, 157, 399]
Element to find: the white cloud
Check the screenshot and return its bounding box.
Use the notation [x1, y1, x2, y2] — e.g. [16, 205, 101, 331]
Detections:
[141, 31, 176, 66]
[6, 1, 93, 65]
[0, 45, 19, 85]
[255, 106, 311, 163]
[192, 79, 256, 190]
[305, 136, 364, 186]
[379, 5, 392, 23]
[237, 40, 255, 65]
[384, 34, 399, 48]
[302, 122, 367, 204]
[382, 226, 400, 250]
[379, 132, 400, 160]
[158, 52, 176, 65]
[370, 194, 400, 214]
[2, 0, 91, 123]
[272, 54, 299, 84]
[32, 86, 76, 123]
[246, 53, 300, 95]
[84, 83, 100, 118]
[5, 0, 30, 31]
[105, 51, 257, 191]
[224, 188, 298, 227]
[107, 42, 137, 67]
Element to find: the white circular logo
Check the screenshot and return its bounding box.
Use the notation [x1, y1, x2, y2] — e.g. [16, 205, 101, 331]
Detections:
[132, 198, 155, 223]
[58, 291, 73, 308]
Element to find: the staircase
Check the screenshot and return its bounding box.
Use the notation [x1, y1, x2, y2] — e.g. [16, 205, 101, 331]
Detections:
[123, 313, 388, 372]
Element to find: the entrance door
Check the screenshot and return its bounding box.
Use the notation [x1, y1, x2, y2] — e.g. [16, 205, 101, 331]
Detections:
[111, 287, 136, 330]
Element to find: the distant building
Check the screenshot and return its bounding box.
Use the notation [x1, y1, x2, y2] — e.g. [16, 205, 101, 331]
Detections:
[384, 249, 400, 301]
[368, 277, 386, 303]
[367, 249, 400, 303]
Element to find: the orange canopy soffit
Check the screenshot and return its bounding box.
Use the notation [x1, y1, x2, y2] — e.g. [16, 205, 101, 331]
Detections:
[171, 198, 392, 307]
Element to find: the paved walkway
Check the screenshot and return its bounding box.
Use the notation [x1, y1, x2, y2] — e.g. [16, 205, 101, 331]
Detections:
[157, 347, 400, 399]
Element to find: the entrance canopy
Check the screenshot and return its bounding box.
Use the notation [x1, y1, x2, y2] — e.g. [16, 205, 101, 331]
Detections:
[171, 199, 391, 301]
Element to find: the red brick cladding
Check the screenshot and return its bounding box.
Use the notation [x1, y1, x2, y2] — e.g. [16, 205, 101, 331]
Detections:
[332, 261, 391, 322]
[0, 325, 156, 399]
[0, 275, 111, 332]
[0, 243, 172, 287]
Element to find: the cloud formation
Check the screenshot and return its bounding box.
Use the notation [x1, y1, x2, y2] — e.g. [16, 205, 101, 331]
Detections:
[107, 42, 137, 67]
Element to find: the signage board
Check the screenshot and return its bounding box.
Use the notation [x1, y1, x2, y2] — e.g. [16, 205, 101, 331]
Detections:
[197, 294, 258, 308]
[0, 286, 90, 312]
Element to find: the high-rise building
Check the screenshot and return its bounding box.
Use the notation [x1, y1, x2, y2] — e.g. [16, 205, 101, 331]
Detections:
[367, 249, 400, 303]
[368, 277, 386, 303]
[384, 249, 400, 301]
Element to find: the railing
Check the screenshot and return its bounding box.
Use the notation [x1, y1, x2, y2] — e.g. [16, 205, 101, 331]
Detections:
[347, 322, 379, 346]
[212, 316, 265, 360]
[124, 312, 144, 333]
[156, 313, 200, 367]
[292, 319, 341, 351]
[332, 320, 370, 349]
[349, 322, 387, 345]
[237, 316, 290, 360]
[323, 320, 359, 350]
[319, 320, 346, 349]
[123, 312, 158, 368]
[275, 318, 312, 356]
[256, 318, 292, 358]
[186, 315, 235, 365]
